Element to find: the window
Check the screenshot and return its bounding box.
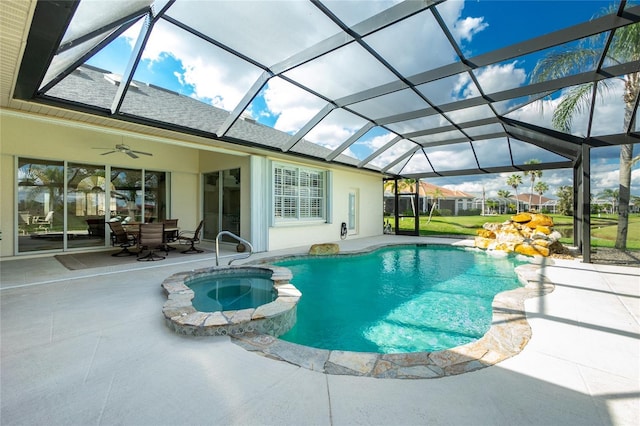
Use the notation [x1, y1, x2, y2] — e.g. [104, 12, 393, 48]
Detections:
[16, 157, 168, 254]
[348, 190, 358, 233]
[273, 163, 327, 222]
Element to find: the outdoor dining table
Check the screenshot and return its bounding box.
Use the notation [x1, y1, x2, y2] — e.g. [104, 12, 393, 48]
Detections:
[122, 223, 180, 251]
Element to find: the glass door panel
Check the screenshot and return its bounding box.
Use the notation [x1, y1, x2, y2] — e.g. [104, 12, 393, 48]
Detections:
[397, 193, 419, 235]
[203, 168, 241, 242]
[144, 170, 167, 223]
[397, 216, 417, 234]
[203, 172, 220, 240]
[111, 168, 142, 223]
[221, 169, 241, 242]
[17, 158, 65, 252]
[67, 163, 108, 249]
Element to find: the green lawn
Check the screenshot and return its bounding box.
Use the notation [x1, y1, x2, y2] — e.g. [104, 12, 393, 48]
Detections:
[388, 213, 640, 250]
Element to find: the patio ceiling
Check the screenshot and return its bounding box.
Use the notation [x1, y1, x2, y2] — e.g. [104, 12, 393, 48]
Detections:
[4, 0, 640, 178]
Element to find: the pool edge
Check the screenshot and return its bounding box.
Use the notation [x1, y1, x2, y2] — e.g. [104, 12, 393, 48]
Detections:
[231, 244, 556, 379]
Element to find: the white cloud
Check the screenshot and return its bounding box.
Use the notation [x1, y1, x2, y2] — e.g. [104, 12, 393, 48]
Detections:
[472, 62, 526, 95]
[370, 139, 418, 169]
[351, 132, 397, 160]
[437, 0, 488, 44]
[452, 16, 489, 43]
[305, 123, 354, 149]
[263, 78, 327, 133]
[126, 19, 262, 110]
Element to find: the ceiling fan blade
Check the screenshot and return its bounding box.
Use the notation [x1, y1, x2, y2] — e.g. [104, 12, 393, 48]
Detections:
[100, 150, 117, 155]
[126, 151, 139, 159]
[131, 150, 153, 156]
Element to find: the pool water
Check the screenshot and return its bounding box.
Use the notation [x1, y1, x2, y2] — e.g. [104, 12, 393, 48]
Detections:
[275, 245, 527, 353]
[186, 273, 277, 312]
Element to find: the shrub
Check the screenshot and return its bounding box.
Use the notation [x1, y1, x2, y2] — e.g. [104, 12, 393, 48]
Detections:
[458, 209, 482, 216]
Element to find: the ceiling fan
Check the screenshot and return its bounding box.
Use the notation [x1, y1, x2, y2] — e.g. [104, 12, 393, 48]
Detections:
[93, 144, 153, 159]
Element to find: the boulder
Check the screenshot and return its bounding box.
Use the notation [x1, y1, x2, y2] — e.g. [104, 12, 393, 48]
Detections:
[476, 229, 495, 239]
[309, 243, 339, 255]
[524, 213, 554, 228]
[533, 225, 552, 235]
[511, 212, 532, 223]
[474, 212, 563, 257]
[514, 243, 549, 257]
[474, 236, 493, 249]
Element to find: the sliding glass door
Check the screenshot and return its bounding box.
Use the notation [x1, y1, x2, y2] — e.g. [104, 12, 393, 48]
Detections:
[203, 168, 241, 241]
[111, 168, 143, 222]
[17, 159, 64, 252]
[16, 157, 168, 254]
[67, 163, 108, 249]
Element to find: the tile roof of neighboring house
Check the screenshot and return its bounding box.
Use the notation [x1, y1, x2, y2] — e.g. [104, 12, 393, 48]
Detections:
[513, 193, 557, 205]
[384, 180, 476, 199]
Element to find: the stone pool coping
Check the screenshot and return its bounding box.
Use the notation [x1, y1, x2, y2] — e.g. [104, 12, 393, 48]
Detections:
[231, 243, 555, 379]
[161, 265, 301, 337]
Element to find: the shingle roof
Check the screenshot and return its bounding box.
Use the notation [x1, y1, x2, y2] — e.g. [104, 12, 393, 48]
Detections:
[47, 65, 370, 168]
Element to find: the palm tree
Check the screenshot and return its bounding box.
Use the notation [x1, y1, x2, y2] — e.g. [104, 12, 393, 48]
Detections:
[401, 178, 418, 216]
[506, 174, 523, 213]
[556, 185, 573, 215]
[383, 178, 418, 216]
[523, 159, 542, 210]
[426, 187, 443, 224]
[497, 189, 512, 198]
[530, 4, 639, 249]
[599, 188, 619, 214]
[534, 181, 549, 212]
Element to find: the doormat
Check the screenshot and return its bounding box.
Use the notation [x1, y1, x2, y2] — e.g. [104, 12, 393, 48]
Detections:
[55, 247, 211, 270]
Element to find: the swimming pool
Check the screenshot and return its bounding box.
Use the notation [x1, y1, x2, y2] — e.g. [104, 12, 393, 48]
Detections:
[186, 271, 277, 312]
[275, 245, 528, 354]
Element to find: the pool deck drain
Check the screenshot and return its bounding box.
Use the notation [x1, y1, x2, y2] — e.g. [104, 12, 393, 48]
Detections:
[231, 262, 554, 379]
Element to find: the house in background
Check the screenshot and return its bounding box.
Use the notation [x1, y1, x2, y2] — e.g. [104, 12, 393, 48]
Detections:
[384, 181, 476, 216]
[513, 193, 559, 213]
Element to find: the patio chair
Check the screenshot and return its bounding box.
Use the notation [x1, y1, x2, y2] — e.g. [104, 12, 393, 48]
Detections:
[107, 221, 136, 257]
[18, 211, 31, 235]
[137, 223, 167, 261]
[161, 218, 179, 242]
[86, 218, 106, 238]
[177, 220, 204, 254]
[32, 211, 53, 231]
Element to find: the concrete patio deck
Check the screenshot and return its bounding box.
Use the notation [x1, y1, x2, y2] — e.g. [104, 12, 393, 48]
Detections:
[1, 236, 638, 425]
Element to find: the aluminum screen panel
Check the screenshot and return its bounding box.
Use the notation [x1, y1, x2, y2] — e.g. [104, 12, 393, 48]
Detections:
[17, 0, 638, 179]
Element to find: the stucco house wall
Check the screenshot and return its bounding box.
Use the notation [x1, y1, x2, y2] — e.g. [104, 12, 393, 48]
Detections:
[1, 111, 383, 258]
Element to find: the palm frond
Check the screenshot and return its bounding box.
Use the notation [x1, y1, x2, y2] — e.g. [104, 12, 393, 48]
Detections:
[552, 83, 594, 133]
[608, 22, 640, 64]
[530, 48, 601, 83]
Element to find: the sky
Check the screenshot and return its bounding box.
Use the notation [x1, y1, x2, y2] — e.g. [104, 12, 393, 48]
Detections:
[82, 0, 639, 200]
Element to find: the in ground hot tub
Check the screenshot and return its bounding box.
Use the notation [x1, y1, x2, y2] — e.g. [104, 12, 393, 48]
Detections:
[161, 265, 300, 337]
